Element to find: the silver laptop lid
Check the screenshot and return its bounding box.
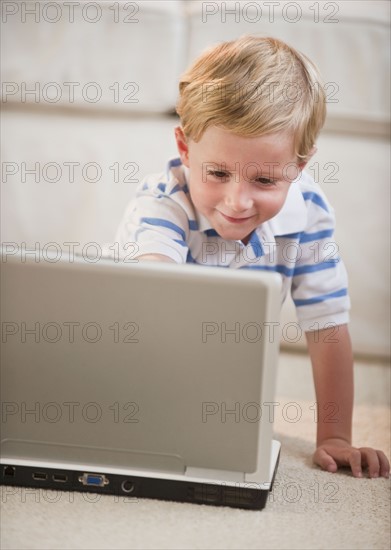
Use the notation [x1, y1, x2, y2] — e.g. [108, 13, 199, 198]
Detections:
[1, 250, 281, 482]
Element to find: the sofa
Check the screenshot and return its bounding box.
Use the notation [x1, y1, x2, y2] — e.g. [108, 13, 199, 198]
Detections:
[2, 0, 390, 358]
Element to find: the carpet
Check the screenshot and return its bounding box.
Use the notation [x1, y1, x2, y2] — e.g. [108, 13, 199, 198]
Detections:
[1, 353, 389, 550]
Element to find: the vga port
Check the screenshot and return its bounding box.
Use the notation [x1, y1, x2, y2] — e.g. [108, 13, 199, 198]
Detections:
[78, 473, 109, 487]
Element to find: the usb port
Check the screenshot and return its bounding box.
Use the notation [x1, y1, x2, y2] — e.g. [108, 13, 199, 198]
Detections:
[53, 474, 67, 483]
[33, 472, 48, 481]
[78, 473, 109, 487]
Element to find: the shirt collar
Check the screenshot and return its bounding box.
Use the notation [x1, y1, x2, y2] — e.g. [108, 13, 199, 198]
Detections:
[267, 175, 307, 235]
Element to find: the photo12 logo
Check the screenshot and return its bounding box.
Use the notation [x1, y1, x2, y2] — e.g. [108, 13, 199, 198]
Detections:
[1, 242, 140, 264]
[1, 486, 139, 504]
[1, 400, 140, 424]
[201, 2, 340, 24]
[1, 2, 140, 24]
[201, 321, 339, 344]
[201, 400, 340, 424]
[1, 160, 139, 184]
[1, 82, 140, 105]
[1, 320, 140, 344]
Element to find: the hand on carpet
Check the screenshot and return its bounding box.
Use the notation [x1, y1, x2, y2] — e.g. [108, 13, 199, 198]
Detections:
[313, 437, 390, 478]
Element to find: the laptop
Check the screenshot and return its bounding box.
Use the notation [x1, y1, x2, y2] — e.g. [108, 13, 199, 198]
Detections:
[0, 247, 282, 510]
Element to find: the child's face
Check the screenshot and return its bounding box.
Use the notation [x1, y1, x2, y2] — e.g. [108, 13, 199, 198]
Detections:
[175, 126, 308, 244]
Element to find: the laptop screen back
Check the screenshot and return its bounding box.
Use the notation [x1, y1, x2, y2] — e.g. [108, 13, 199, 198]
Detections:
[1, 253, 281, 478]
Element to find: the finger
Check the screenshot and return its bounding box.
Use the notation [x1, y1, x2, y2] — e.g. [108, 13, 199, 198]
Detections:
[313, 448, 338, 473]
[347, 448, 363, 478]
[376, 450, 390, 478]
[359, 447, 380, 478]
[322, 445, 362, 474]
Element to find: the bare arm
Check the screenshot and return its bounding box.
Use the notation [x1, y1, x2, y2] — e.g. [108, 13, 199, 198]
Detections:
[306, 324, 354, 446]
[137, 254, 176, 263]
[306, 324, 389, 478]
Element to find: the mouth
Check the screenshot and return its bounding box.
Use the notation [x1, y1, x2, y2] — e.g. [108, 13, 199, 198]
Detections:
[219, 212, 254, 224]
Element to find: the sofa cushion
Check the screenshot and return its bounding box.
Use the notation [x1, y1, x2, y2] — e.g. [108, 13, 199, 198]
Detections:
[1, 1, 187, 113]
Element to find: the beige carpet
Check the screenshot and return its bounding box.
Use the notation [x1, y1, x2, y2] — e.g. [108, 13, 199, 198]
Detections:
[1, 352, 390, 550]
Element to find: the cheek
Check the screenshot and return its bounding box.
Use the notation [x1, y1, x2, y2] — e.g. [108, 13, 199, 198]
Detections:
[192, 181, 220, 208]
[255, 190, 288, 215]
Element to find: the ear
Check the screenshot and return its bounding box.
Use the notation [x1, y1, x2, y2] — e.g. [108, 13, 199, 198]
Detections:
[174, 126, 190, 167]
[297, 145, 317, 171]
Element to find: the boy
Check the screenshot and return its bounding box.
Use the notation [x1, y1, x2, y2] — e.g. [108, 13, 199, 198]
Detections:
[115, 35, 389, 478]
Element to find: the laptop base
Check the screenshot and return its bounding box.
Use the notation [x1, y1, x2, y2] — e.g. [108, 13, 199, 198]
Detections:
[1, 445, 280, 511]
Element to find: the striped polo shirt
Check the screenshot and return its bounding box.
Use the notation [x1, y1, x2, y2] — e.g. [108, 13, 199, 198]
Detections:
[114, 157, 350, 331]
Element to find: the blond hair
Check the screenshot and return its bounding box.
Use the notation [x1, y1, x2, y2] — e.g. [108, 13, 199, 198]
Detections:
[176, 35, 326, 162]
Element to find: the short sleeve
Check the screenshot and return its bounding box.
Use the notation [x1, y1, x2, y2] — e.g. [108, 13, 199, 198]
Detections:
[114, 178, 190, 264]
[290, 187, 351, 331]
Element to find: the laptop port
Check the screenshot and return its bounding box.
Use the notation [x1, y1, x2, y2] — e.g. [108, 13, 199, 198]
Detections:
[3, 466, 15, 477]
[78, 473, 109, 487]
[32, 472, 48, 481]
[53, 474, 67, 483]
[121, 480, 135, 493]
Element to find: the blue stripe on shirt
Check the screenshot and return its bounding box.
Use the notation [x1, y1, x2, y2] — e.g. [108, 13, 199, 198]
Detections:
[168, 158, 182, 169]
[249, 232, 264, 257]
[140, 217, 186, 240]
[294, 288, 348, 307]
[299, 229, 334, 243]
[189, 220, 199, 230]
[302, 191, 329, 212]
[240, 261, 337, 277]
[170, 183, 189, 195]
[204, 229, 220, 237]
[165, 158, 182, 179]
[293, 261, 338, 276]
[275, 232, 302, 240]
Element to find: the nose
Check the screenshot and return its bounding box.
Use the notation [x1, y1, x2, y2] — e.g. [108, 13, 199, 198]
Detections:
[224, 181, 253, 212]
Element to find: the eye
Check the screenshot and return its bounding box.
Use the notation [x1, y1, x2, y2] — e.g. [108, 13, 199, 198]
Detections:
[255, 177, 277, 187]
[206, 170, 229, 180]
